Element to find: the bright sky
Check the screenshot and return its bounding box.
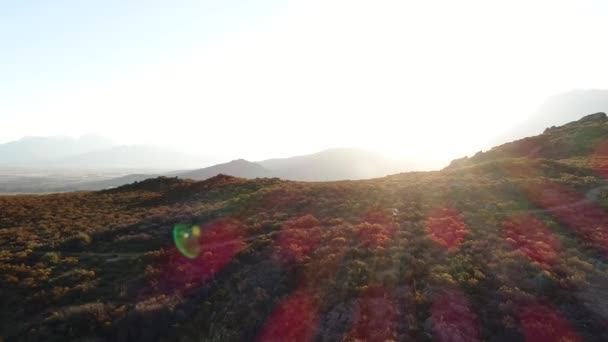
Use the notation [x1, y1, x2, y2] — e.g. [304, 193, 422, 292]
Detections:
[2, 0, 608, 165]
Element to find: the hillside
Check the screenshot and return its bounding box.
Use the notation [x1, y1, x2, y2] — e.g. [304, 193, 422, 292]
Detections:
[489, 89, 608, 146]
[2, 116, 608, 341]
[448, 112, 608, 170]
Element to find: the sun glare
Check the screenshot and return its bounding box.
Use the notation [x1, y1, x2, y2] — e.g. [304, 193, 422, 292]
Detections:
[4, 1, 606, 165]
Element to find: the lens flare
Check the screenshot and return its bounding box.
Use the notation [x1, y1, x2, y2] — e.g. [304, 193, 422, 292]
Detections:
[426, 207, 468, 251]
[347, 286, 399, 341]
[257, 289, 318, 342]
[431, 287, 481, 342]
[173, 224, 201, 259]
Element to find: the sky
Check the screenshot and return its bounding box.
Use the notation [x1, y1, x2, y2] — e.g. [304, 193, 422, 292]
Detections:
[2, 0, 608, 165]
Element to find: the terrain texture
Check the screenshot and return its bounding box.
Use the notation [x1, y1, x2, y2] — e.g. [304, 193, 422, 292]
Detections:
[2, 114, 608, 341]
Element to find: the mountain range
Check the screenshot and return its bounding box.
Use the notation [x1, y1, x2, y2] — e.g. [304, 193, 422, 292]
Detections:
[0, 135, 210, 170]
[40, 106, 608, 193]
[0, 148, 408, 193]
[0, 134, 113, 164]
[4, 109, 608, 341]
[177, 148, 409, 182]
[1, 90, 607, 193]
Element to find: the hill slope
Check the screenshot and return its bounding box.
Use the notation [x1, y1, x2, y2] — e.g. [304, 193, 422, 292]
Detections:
[490, 89, 608, 146]
[448, 112, 608, 169]
[2, 114, 608, 341]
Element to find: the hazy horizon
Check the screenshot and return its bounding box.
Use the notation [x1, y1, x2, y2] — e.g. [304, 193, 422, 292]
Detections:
[3, 1, 608, 164]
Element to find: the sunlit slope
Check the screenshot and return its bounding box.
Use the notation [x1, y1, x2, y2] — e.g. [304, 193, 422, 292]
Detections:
[448, 112, 608, 170]
[2, 115, 608, 341]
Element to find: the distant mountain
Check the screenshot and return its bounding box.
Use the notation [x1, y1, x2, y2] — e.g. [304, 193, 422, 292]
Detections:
[54, 145, 209, 170]
[0, 134, 113, 164]
[0, 146, 412, 193]
[175, 148, 409, 182]
[0, 135, 215, 171]
[258, 148, 408, 181]
[176, 159, 272, 180]
[491, 89, 608, 146]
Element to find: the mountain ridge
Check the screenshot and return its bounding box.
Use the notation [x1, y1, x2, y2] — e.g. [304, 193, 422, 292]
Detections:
[447, 112, 608, 170]
[488, 89, 608, 147]
[0, 134, 114, 164]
